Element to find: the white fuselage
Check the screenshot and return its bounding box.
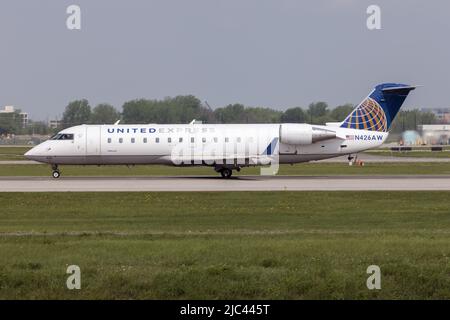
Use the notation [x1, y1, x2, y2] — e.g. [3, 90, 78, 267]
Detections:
[25, 123, 388, 167]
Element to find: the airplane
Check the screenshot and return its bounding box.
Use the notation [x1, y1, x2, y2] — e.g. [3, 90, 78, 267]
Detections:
[25, 83, 416, 178]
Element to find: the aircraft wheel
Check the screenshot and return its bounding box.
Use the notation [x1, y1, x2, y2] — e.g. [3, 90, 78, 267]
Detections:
[52, 170, 60, 179]
[220, 168, 232, 178]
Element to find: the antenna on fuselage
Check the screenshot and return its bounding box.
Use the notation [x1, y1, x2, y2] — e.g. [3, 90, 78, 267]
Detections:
[113, 120, 120, 125]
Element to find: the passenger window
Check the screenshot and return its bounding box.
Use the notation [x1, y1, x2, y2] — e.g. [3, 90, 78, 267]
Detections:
[131, 138, 135, 143]
[213, 137, 218, 143]
[119, 138, 123, 143]
[168, 137, 172, 143]
[191, 137, 195, 143]
[225, 137, 229, 143]
[143, 138, 147, 143]
[107, 138, 112, 143]
[179, 137, 183, 143]
[156, 137, 159, 143]
[202, 137, 206, 143]
[236, 137, 241, 143]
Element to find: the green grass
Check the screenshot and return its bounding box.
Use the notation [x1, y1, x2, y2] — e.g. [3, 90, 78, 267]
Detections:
[2, 162, 450, 176]
[1, 191, 450, 299]
[0, 146, 30, 160]
[365, 150, 450, 158]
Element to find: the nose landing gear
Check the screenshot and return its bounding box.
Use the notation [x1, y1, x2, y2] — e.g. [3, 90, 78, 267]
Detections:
[51, 164, 60, 179]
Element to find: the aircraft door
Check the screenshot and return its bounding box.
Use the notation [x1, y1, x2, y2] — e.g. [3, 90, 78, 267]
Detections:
[86, 126, 101, 155]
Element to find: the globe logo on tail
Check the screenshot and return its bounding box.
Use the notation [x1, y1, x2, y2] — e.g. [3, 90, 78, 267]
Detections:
[342, 98, 387, 132]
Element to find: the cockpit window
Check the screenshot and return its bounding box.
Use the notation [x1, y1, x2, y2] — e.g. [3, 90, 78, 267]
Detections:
[50, 133, 74, 140]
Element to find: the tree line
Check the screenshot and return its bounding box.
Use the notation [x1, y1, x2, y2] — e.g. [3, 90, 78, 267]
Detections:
[0, 94, 438, 135]
[60, 95, 436, 135]
[60, 96, 358, 127]
[58, 96, 358, 129]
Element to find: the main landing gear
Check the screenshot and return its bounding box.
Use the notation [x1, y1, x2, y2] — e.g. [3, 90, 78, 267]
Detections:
[219, 168, 233, 179]
[51, 164, 60, 179]
[215, 166, 241, 178]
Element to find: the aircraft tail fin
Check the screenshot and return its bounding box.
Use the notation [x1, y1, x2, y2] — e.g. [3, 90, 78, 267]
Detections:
[340, 83, 416, 132]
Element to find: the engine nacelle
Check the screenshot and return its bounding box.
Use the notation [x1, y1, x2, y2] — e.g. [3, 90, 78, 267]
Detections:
[279, 124, 337, 145]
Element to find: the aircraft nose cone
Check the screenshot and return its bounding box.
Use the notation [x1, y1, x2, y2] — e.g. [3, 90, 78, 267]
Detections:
[23, 144, 50, 163]
[24, 147, 36, 159]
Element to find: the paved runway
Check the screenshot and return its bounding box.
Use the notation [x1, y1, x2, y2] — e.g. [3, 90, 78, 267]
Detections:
[1, 175, 450, 191]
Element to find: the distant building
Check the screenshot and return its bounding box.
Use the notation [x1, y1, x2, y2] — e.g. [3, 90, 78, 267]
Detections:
[419, 124, 450, 145]
[0, 105, 29, 128]
[48, 119, 62, 129]
[0, 106, 15, 113]
[434, 109, 450, 123]
[19, 112, 28, 128]
[422, 108, 450, 124]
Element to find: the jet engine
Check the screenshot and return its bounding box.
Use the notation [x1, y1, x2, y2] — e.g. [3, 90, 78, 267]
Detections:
[279, 124, 337, 145]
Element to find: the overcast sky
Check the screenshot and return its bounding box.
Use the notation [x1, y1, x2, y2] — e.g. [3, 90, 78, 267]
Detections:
[1, 0, 449, 120]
